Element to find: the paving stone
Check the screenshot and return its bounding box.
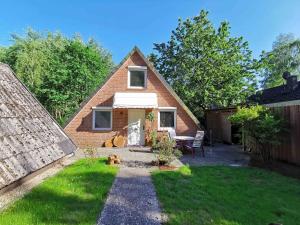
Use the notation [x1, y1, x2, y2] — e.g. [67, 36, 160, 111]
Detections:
[180, 143, 250, 166]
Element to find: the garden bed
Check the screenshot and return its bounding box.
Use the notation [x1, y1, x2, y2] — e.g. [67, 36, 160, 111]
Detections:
[0, 158, 118, 225]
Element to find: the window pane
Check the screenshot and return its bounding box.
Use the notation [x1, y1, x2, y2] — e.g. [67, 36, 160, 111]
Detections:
[160, 111, 175, 128]
[130, 70, 145, 87]
[94, 111, 111, 129]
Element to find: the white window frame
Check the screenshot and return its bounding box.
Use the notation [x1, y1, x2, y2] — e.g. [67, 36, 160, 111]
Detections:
[158, 107, 177, 131]
[92, 107, 113, 131]
[127, 66, 147, 89]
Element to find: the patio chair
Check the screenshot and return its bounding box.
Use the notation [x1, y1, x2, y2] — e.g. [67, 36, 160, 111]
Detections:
[168, 129, 176, 140]
[167, 129, 182, 149]
[184, 131, 205, 157]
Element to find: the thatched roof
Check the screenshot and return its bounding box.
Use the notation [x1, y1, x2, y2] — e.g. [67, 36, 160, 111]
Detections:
[0, 63, 76, 190]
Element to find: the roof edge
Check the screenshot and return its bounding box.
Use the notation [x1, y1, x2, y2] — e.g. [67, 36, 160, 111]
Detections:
[64, 47, 138, 128]
[0, 62, 78, 150]
[133, 47, 200, 126]
[64, 46, 200, 128]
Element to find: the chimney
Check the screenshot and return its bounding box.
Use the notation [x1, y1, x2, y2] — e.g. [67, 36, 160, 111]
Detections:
[282, 71, 298, 91]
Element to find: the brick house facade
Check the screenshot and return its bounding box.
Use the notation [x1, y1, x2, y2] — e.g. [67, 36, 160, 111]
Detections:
[64, 47, 199, 148]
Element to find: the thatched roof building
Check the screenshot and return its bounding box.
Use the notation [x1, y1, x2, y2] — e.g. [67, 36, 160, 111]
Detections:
[0, 63, 76, 190]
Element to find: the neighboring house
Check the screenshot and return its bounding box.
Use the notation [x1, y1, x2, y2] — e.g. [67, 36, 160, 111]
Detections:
[64, 47, 199, 148]
[250, 71, 300, 107]
[0, 63, 76, 191]
[206, 72, 300, 165]
[250, 72, 300, 165]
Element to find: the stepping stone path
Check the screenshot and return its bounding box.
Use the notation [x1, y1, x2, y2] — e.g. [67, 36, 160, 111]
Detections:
[97, 166, 163, 225]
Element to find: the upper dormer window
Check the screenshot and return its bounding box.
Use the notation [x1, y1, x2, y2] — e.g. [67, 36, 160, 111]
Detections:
[128, 66, 147, 89]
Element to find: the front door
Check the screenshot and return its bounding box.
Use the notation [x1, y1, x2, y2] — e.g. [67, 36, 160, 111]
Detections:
[128, 109, 145, 146]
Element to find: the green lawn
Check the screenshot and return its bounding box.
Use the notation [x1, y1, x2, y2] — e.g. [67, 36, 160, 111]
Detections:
[0, 158, 118, 225]
[152, 166, 300, 225]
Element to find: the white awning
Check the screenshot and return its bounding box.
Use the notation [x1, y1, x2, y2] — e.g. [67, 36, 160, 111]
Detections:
[113, 92, 158, 108]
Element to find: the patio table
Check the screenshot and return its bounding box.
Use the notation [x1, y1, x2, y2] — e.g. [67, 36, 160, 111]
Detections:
[174, 136, 195, 141]
[174, 136, 195, 151]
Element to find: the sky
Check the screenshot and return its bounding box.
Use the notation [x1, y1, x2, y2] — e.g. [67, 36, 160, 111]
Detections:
[1, 0, 300, 63]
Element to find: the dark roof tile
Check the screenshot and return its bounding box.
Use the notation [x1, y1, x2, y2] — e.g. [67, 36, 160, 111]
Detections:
[250, 81, 300, 104]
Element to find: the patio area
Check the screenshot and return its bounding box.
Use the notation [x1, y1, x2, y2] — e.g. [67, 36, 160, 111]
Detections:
[76, 143, 250, 168]
[180, 143, 250, 167]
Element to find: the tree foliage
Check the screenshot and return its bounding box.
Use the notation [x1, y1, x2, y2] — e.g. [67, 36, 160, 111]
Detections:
[259, 33, 300, 88]
[0, 47, 6, 62]
[149, 10, 257, 118]
[1, 29, 114, 125]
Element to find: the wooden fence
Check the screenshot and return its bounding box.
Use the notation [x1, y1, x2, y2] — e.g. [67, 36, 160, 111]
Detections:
[206, 105, 300, 166]
[267, 105, 300, 166]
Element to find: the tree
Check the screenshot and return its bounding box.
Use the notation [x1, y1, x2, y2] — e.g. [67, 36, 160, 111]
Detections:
[259, 33, 300, 88]
[1, 29, 114, 125]
[149, 10, 257, 119]
[4, 30, 50, 93]
[0, 47, 6, 61]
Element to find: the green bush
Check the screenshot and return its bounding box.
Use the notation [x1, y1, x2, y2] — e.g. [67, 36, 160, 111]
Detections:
[229, 105, 286, 161]
[156, 137, 182, 165]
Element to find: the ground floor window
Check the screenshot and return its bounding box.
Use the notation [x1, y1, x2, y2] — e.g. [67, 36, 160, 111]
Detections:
[158, 107, 176, 130]
[92, 107, 112, 130]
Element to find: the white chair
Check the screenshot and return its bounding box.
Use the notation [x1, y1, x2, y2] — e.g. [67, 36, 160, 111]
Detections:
[184, 131, 205, 157]
[168, 129, 177, 140]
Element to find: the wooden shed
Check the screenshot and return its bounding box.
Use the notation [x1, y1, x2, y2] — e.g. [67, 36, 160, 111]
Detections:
[205, 107, 238, 144]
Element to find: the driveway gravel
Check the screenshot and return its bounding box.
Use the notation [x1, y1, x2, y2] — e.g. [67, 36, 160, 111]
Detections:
[97, 167, 163, 225]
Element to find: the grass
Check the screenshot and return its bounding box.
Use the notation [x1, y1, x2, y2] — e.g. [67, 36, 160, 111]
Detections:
[0, 158, 118, 225]
[152, 165, 300, 225]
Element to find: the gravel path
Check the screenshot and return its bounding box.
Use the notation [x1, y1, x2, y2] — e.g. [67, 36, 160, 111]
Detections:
[97, 167, 162, 225]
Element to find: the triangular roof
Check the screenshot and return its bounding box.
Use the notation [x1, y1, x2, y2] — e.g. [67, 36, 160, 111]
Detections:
[0, 63, 77, 190]
[64, 46, 199, 127]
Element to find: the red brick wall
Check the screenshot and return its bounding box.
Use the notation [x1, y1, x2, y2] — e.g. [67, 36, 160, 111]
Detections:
[64, 51, 199, 148]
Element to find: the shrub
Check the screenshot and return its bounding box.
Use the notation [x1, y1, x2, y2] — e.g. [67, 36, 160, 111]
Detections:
[156, 137, 182, 165]
[229, 105, 286, 162]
